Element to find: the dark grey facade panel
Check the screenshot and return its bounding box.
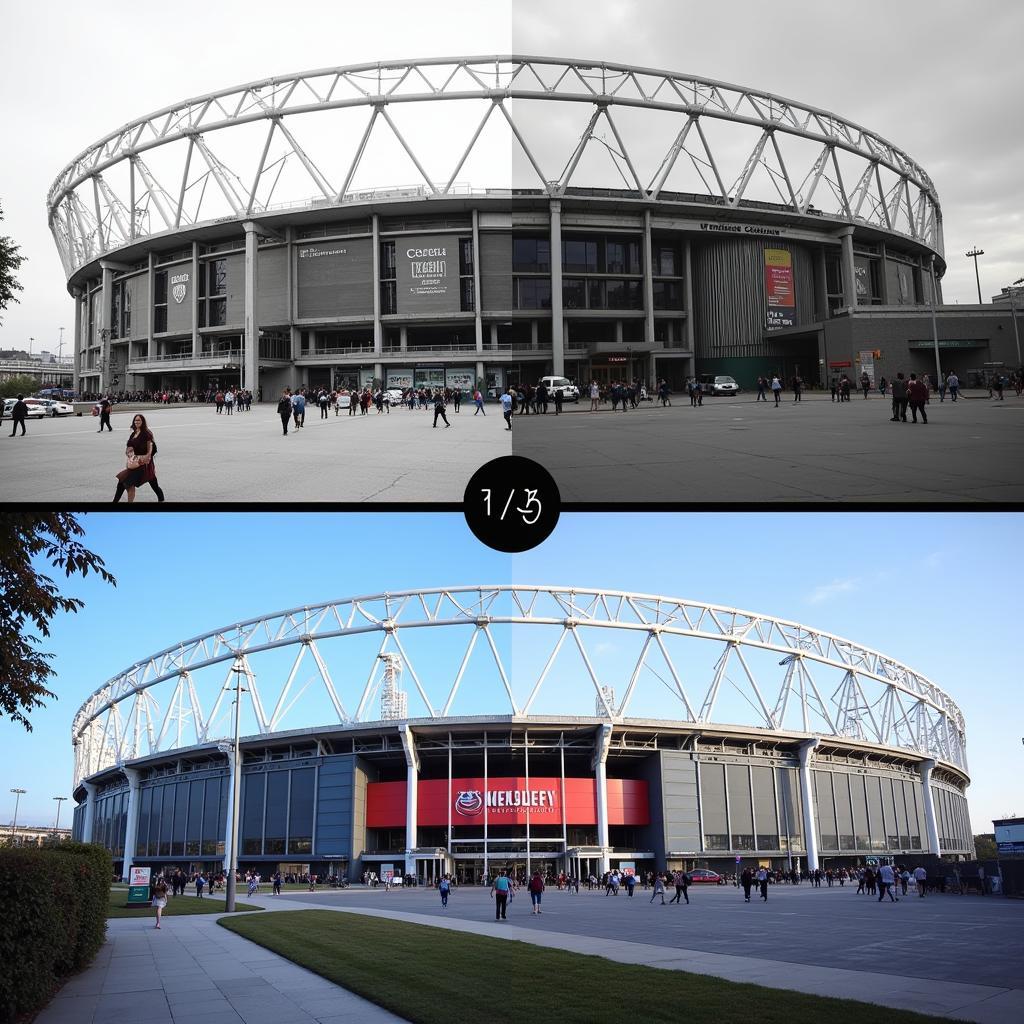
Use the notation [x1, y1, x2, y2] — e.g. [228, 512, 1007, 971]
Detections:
[295, 239, 374, 318]
[726, 763, 753, 843]
[480, 232, 513, 310]
[126, 274, 149, 341]
[226, 253, 245, 324]
[315, 755, 354, 856]
[751, 766, 778, 846]
[699, 760, 727, 839]
[258, 247, 289, 324]
[660, 750, 699, 856]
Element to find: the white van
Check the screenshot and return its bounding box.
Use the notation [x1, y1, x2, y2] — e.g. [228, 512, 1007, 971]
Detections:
[539, 376, 580, 402]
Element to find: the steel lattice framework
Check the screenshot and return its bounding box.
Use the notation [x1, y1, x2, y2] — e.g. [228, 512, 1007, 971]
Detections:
[48, 56, 942, 277]
[72, 586, 965, 786]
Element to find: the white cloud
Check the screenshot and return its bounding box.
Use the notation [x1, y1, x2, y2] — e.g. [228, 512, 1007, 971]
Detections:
[807, 577, 861, 605]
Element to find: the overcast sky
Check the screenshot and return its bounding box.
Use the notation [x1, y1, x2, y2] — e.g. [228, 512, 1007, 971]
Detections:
[1, 0, 1022, 353]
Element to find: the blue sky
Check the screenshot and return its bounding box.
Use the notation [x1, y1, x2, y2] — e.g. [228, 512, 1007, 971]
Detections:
[2, 512, 1019, 837]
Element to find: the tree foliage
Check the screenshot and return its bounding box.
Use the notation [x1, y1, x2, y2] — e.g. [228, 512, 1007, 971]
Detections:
[973, 834, 997, 861]
[0, 201, 25, 326]
[0, 374, 39, 399]
[0, 514, 116, 730]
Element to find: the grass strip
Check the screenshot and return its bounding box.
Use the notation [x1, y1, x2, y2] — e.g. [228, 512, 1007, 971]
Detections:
[219, 909, 957, 1024]
[107, 888, 262, 918]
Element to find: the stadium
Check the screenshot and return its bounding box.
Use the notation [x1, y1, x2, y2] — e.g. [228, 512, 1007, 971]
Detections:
[69, 587, 973, 884]
[50, 56, 1022, 403]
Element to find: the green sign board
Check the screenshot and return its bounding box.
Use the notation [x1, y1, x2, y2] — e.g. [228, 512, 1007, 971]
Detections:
[127, 866, 152, 905]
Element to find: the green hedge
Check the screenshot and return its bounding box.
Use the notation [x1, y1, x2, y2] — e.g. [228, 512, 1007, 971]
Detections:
[0, 842, 112, 1023]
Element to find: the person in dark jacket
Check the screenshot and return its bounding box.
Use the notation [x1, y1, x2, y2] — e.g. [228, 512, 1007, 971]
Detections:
[906, 373, 929, 423]
[98, 395, 113, 432]
[890, 373, 909, 422]
[277, 388, 293, 435]
[8, 395, 29, 436]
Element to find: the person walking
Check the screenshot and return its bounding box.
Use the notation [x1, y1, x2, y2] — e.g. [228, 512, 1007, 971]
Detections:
[992, 373, 1005, 400]
[860, 372, 871, 398]
[913, 865, 928, 897]
[277, 389, 293, 435]
[899, 866, 910, 897]
[113, 414, 160, 503]
[589, 380, 600, 412]
[292, 389, 306, 429]
[528, 870, 544, 914]
[7, 395, 29, 437]
[319, 390, 330, 418]
[906, 373, 929, 423]
[624, 872, 637, 898]
[152, 875, 169, 929]
[500, 388, 513, 430]
[650, 873, 667, 904]
[553, 387, 563, 415]
[890, 373, 909, 422]
[741, 867, 753, 903]
[452, 387, 462, 413]
[947, 371, 960, 401]
[668, 870, 685, 904]
[224, 389, 235, 415]
[756, 376, 768, 402]
[473, 388, 485, 415]
[792, 375, 803, 402]
[877, 862, 899, 902]
[98, 395, 113, 432]
[273, 871, 283, 896]
[757, 867, 769, 901]
[770, 376, 782, 407]
[196, 873, 206, 898]
[432, 390, 451, 428]
[491, 869, 511, 920]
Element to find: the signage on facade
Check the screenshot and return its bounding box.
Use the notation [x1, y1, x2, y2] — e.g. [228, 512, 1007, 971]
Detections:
[446, 368, 476, 390]
[764, 248, 796, 330]
[858, 350, 875, 385]
[295, 238, 373, 319]
[127, 866, 151, 905]
[170, 272, 189, 304]
[396, 235, 459, 315]
[997, 842, 1024, 854]
[387, 370, 414, 390]
[699, 222, 785, 237]
[365, 776, 649, 827]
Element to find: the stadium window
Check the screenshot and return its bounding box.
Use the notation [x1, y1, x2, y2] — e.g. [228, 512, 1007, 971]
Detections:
[154, 271, 168, 333]
[513, 238, 550, 273]
[656, 243, 679, 277]
[587, 279, 606, 309]
[562, 239, 598, 274]
[514, 277, 551, 310]
[562, 278, 586, 310]
[380, 240, 396, 277]
[459, 238, 474, 276]
[653, 280, 681, 309]
[380, 280, 397, 315]
[460, 278, 475, 312]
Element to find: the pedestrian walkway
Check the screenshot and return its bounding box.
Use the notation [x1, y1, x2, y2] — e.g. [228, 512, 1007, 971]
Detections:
[35, 907, 405, 1024]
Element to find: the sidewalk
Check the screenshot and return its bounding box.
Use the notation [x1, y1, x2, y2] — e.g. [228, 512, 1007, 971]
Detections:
[35, 905, 405, 1024]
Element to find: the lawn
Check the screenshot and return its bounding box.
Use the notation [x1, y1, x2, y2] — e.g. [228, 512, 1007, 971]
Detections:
[219, 910, 958, 1024]
[108, 888, 262, 918]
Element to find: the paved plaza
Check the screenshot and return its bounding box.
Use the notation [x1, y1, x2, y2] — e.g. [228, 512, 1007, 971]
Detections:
[0, 403, 510, 503]
[512, 390, 1024, 503]
[37, 885, 1024, 1024]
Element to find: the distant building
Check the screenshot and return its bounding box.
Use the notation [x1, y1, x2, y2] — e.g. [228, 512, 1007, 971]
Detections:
[2, 825, 73, 847]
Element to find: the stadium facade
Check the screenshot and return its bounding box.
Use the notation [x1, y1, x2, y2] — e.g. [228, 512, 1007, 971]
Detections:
[47, 57, 1023, 401]
[68, 587, 973, 883]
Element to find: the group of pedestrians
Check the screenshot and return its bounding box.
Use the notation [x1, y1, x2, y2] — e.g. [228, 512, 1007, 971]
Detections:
[212, 389, 253, 414]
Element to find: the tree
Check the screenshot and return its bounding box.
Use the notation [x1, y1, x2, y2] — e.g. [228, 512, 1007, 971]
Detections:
[0, 201, 25, 325]
[974, 834, 997, 861]
[0, 514, 116, 730]
[0, 374, 40, 399]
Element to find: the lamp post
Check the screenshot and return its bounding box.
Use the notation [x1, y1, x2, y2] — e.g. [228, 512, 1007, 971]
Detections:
[1007, 277, 1023, 372]
[223, 655, 246, 913]
[928, 257, 943, 391]
[57, 327, 66, 364]
[966, 247, 985, 304]
[10, 788, 26, 843]
[53, 796, 67, 834]
[28, 337, 35, 359]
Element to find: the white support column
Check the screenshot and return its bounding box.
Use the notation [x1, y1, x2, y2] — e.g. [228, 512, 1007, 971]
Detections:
[592, 724, 613, 874]
[81, 781, 99, 843]
[797, 738, 820, 871]
[643, 209, 655, 355]
[372, 214, 382, 360]
[550, 199, 564, 376]
[242, 221, 259, 400]
[120, 768, 142, 881]
[837, 226, 857, 309]
[919, 758, 941, 856]
[191, 242, 200, 359]
[99, 264, 114, 393]
[472, 209, 483, 360]
[221, 747, 238, 876]
[72, 288, 83, 394]
[401, 727, 419, 878]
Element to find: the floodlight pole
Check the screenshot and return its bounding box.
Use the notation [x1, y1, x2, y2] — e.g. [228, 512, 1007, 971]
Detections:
[966, 247, 984, 304]
[53, 796, 67, 833]
[928, 257, 942, 392]
[224, 656, 245, 913]
[10, 788, 26, 843]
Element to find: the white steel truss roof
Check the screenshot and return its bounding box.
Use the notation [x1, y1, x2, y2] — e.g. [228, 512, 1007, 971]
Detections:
[71, 586, 966, 786]
[47, 56, 943, 277]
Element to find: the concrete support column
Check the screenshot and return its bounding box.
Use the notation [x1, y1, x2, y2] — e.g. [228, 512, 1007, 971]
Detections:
[221, 747, 238, 876]
[472, 209, 483, 356]
[489, 323, 498, 351]
[592, 724, 613, 874]
[919, 758, 941, 856]
[99, 264, 114, 393]
[550, 199, 565, 375]
[374, 362, 383, 387]
[475, 360, 485, 388]
[797, 738, 820, 871]
[242, 222, 260, 399]
[401, 727, 419, 878]
[81, 781, 99, 844]
[191, 242, 200, 358]
[400, 326, 408, 353]
[372, 214, 383, 359]
[837, 227, 857, 309]
[683, 238, 694, 353]
[120, 768, 142, 881]
[643, 209, 655, 347]
[72, 288, 83, 394]
[816, 247, 829, 322]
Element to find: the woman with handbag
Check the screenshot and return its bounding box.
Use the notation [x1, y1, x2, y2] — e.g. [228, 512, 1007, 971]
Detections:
[113, 414, 165, 502]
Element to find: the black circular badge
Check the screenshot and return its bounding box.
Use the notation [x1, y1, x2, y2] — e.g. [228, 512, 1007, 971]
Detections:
[463, 456, 561, 552]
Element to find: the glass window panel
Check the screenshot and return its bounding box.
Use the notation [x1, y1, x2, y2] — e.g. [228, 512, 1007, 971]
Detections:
[751, 767, 778, 849]
[727, 763, 753, 849]
[513, 238, 550, 273]
[117, 792, 127, 856]
[171, 782, 188, 856]
[202, 777, 222, 856]
[880, 778, 899, 850]
[850, 774, 870, 850]
[814, 772, 839, 851]
[137, 787, 152, 856]
[158, 785, 174, 856]
[288, 768, 315, 855]
[209, 259, 227, 295]
[606, 240, 626, 274]
[264, 772, 288, 855]
[150, 786, 163, 856]
[185, 780, 203, 856]
[657, 245, 678, 277]
[775, 768, 802, 850]
[562, 279, 586, 310]
[700, 761, 728, 850]
[587, 279, 605, 309]
[833, 773, 856, 850]
[241, 773, 265, 856]
[865, 776, 886, 850]
[902, 780, 920, 840]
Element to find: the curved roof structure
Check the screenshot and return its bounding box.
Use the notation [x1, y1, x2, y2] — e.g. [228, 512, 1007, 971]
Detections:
[72, 586, 966, 786]
[48, 56, 943, 278]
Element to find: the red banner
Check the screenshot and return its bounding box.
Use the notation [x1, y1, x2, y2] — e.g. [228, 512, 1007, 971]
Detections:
[366, 776, 648, 827]
[764, 248, 795, 308]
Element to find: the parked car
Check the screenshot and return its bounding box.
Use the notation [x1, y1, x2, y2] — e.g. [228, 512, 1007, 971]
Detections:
[2, 397, 47, 419]
[688, 868, 724, 884]
[698, 374, 741, 396]
[539, 375, 580, 402]
[30, 398, 75, 417]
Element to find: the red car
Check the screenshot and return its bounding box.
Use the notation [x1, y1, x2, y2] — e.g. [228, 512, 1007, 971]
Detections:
[688, 869, 724, 884]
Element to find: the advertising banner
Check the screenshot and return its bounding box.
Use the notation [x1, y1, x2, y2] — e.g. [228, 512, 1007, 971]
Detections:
[296, 239, 373, 318]
[358, 367, 376, 389]
[127, 866, 151, 905]
[446, 368, 476, 390]
[414, 367, 446, 390]
[764, 248, 796, 330]
[387, 369, 414, 390]
[366, 777, 649, 827]
[858, 350, 875, 384]
[381, 864, 395, 883]
[396, 235, 459, 314]
[619, 861, 636, 876]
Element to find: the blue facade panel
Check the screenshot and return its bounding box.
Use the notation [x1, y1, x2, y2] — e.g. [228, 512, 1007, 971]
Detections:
[316, 754, 354, 856]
